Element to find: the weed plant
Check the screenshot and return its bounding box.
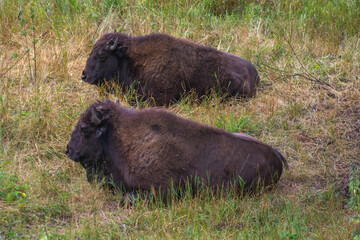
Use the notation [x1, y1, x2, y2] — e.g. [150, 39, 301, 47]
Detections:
[1, 0, 359, 239]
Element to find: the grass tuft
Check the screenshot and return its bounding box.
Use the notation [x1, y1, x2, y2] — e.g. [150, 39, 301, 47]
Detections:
[1, 0, 359, 238]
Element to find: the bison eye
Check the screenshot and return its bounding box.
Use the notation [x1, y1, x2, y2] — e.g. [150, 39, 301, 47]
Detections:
[97, 50, 107, 61]
[80, 124, 93, 136]
[97, 54, 107, 61]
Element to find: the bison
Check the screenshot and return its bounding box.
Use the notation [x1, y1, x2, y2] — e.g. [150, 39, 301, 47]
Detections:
[81, 32, 260, 105]
[66, 99, 288, 201]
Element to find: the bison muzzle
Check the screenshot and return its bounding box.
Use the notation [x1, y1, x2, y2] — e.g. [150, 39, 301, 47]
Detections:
[81, 33, 260, 105]
[66, 100, 288, 200]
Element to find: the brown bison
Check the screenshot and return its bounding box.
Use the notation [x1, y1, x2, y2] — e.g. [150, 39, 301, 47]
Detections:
[81, 32, 260, 105]
[66, 99, 288, 200]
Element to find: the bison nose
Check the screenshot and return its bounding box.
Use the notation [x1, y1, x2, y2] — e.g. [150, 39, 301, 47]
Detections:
[65, 145, 80, 162]
[81, 71, 87, 81]
[65, 145, 70, 156]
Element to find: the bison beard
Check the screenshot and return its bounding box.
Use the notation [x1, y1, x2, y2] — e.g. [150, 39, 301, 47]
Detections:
[66, 100, 288, 201]
[81, 32, 260, 106]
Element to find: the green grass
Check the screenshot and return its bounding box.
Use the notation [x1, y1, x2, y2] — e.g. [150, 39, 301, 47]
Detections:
[1, 0, 360, 239]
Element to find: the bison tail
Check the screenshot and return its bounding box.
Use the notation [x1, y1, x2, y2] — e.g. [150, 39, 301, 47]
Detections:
[275, 148, 289, 170]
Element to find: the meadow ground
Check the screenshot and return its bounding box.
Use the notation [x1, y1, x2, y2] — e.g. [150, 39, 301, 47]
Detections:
[1, 0, 359, 239]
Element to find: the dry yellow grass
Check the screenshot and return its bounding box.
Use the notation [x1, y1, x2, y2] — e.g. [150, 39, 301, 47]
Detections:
[1, 0, 359, 238]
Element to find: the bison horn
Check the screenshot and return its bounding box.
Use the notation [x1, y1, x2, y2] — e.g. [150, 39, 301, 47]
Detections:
[90, 108, 101, 125]
[109, 37, 119, 51]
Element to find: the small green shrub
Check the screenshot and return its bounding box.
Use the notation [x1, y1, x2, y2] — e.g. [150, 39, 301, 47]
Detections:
[349, 161, 360, 239]
[0, 172, 28, 204]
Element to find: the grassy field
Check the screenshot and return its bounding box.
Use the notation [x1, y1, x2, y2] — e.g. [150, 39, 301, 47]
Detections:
[1, 0, 360, 239]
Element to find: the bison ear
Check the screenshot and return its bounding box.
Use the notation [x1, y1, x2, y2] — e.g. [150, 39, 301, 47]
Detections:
[115, 46, 128, 58]
[95, 105, 111, 121]
[90, 108, 102, 125]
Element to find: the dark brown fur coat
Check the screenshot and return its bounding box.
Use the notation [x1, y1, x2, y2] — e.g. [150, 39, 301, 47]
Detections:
[66, 100, 287, 199]
[81, 33, 260, 105]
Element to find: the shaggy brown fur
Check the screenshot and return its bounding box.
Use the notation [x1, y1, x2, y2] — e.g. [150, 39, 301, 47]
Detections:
[81, 33, 260, 105]
[66, 100, 288, 200]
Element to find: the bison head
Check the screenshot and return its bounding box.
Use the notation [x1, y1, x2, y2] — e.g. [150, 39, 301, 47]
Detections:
[81, 33, 129, 85]
[66, 101, 114, 183]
